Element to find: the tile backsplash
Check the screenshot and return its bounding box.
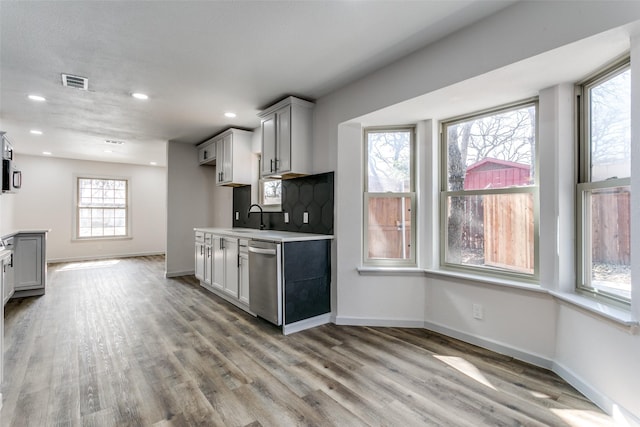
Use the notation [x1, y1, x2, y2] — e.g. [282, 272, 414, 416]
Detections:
[233, 172, 334, 235]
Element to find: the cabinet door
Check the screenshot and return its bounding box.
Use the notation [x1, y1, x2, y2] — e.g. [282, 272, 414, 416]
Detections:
[195, 242, 205, 281]
[238, 252, 249, 305]
[261, 114, 277, 176]
[212, 236, 225, 290]
[15, 235, 43, 291]
[198, 142, 215, 164]
[222, 134, 233, 183]
[216, 139, 225, 184]
[223, 238, 239, 298]
[204, 244, 213, 285]
[276, 106, 291, 173]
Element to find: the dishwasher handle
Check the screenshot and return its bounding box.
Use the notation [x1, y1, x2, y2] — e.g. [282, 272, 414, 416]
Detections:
[248, 246, 277, 255]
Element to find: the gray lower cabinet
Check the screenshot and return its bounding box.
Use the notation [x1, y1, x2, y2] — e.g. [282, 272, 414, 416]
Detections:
[1, 251, 10, 400]
[196, 232, 246, 310]
[13, 232, 47, 297]
[3, 249, 14, 305]
[238, 240, 249, 306]
[194, 231, 205, 282]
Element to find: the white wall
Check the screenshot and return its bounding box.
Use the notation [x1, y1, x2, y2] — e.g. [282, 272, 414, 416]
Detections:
[8, 155, 166, 262]
[165, 141, 233, 276]
[0, 188, 16, 237]
[311, 1, 640, 423]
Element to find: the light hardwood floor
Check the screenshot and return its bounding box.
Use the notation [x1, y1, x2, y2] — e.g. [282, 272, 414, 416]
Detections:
[2, 255, 613, 426]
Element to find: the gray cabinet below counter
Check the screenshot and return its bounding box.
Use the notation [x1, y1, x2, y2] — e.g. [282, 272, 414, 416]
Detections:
[194, 227, 332, 334]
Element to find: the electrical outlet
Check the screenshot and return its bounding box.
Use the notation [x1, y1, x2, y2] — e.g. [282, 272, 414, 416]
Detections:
[303, 212, 309, 224]
[284, 212, 289, 223]
[235, 211, 239, 221]
[473, 303, 484, 320]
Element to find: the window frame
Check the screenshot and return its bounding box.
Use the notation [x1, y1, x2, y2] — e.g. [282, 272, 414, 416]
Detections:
[439, 99, 540, 282]
[363, 125, 417, 267]
[74, 175, 132, 240]
[257, 154, 282, 211]
[576, 57, 631, 305]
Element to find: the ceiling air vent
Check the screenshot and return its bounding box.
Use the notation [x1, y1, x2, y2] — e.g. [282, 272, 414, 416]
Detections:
[61, 73, 88, 90]
[105, 139, 125, 145]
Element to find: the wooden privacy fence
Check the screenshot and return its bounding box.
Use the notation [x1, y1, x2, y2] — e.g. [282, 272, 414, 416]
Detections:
[591, 189, 630, 264]
[368, 189, 629, 267]
[483, 193, 534, 274]
[367, 197, 411, 260]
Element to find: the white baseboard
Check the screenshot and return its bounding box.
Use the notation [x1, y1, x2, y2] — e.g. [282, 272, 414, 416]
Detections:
[165, 270, 194, 278]
[283, 313, 332, 335]
[335, 315, 425, 329]
[47, 251, 165, 264]
[423, 320, 553, 369]
[552, 362, 640, 427]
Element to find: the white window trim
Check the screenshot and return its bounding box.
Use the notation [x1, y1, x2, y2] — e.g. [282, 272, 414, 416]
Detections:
[439, 99, 540, 283]
[363, 126, 417, 267]
[72, 174, 132, 241]
[576, 57, 631, 306]
[257, 154, 282, 212]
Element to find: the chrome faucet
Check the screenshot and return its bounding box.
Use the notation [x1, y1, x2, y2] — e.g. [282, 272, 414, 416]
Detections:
[247, 204, 265, 230]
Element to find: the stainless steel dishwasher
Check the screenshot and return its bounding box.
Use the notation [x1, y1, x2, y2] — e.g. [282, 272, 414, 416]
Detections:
[248, 240, 282, 326]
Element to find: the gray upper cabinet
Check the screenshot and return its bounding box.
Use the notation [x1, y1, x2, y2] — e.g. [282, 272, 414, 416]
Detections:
[197, 128, 253, 186]
[215, 128, 253, 187]
[197, 139, 216, 165]
[258, 96, 314, 179]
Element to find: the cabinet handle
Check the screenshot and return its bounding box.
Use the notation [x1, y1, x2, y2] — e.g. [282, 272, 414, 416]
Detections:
[200, 246, 203, 256]
[270, 159, 274, 173]
[275, 158, 279, 171]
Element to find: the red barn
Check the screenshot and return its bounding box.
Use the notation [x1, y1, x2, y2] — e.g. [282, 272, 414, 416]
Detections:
[464, 158, 532, 190]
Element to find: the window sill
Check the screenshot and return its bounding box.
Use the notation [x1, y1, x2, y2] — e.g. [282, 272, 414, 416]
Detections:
[357, 266, 424, 276]
[549, 290, 638, 327]
[423, 268, 546, 293]
[73, 236, 133, 242]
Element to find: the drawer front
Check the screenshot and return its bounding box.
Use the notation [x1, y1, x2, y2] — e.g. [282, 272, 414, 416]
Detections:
[195, 231, 205, 243]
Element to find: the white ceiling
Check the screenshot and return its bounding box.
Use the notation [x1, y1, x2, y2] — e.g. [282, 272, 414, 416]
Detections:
[0, 0, 517, 167]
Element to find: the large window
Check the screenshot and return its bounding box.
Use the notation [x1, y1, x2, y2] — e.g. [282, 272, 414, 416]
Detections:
[441, 101, 538, 279]
[364, 127, 416, 266]
[76, 177, 129, 238]
[577, 59, 631, 304]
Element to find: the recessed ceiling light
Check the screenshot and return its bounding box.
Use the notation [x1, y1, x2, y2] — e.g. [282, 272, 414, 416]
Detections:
[42, 151, 52, 156]
[131, 92, 148, 100]
[149, 161, 158, 166]
[30, 130, 43, 135]
[28, 94, 46, 102]
[224, 112, 237, 118]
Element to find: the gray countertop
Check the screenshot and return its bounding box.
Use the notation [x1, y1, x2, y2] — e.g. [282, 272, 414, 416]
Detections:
[194, 227, 333, 242]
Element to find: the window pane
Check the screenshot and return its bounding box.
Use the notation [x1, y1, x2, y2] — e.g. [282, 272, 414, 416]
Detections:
[367, 196, 412, 260]
[590, 69, 630, 181]
[367, 131, 412, 192]
[77, 178, 128, 238]
[585, 186, 630, 300]
[445, 193, 534, 274]
[263, 180, 281, 205]
[446, 105, 535, 191]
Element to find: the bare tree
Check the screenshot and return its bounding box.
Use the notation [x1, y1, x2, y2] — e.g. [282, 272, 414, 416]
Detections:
[367, 131, 411, 192]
